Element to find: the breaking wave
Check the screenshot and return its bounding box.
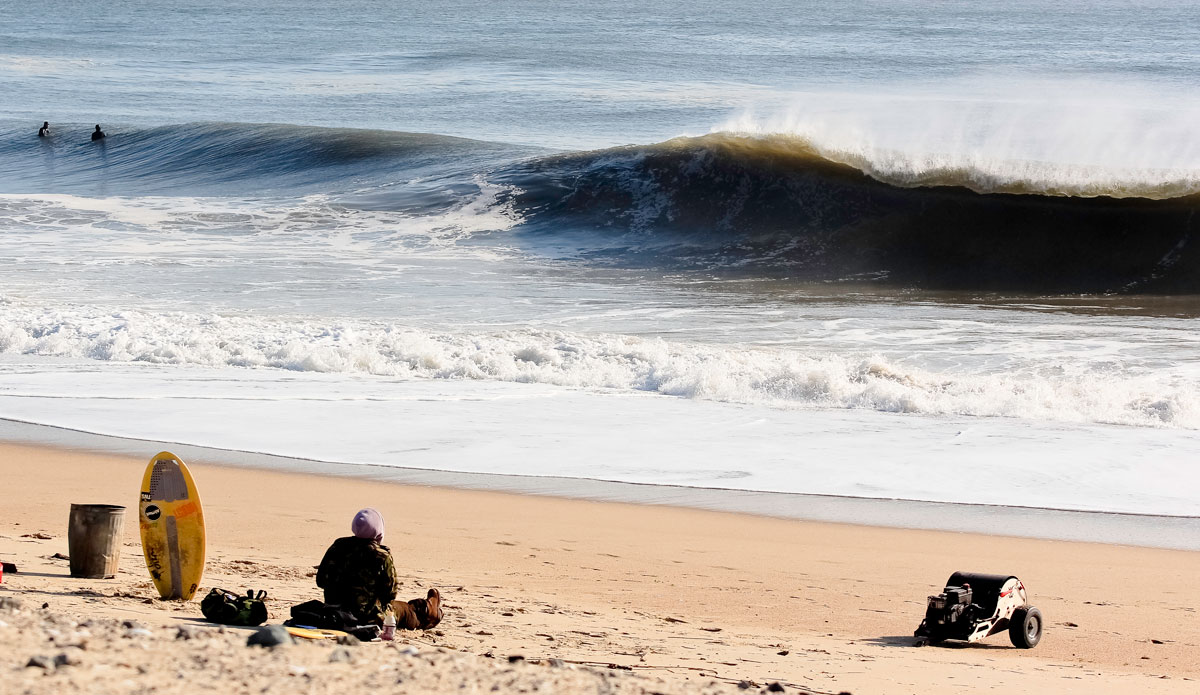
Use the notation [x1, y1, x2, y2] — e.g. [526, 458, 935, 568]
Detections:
[0, 301, 1196, 430]
[3, 122, 1199, 292]
[497, 134, 1200, 292]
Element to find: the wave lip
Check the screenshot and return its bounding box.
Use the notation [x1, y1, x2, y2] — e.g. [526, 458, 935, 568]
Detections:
[788, 137, 1200, 200]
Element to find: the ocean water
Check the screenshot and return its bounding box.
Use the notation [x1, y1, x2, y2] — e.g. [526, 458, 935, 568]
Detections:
[1, 0, 1199, 517]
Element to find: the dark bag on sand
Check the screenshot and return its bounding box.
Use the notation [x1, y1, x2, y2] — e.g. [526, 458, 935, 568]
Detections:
[201, 588, 269, 627]
[284, 599, 381, 641]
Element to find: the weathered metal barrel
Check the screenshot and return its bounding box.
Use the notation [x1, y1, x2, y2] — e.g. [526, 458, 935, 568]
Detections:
[68, 504, 126, 579]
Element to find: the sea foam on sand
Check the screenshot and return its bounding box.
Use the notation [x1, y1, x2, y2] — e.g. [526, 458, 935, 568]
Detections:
[1, 359, 1197, 517]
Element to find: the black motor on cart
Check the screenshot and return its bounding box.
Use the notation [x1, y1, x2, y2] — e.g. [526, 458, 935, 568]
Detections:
[914, 572, 1043, 648]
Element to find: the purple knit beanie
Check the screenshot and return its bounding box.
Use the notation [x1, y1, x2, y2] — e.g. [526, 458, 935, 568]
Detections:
[351, 508, 384, 542]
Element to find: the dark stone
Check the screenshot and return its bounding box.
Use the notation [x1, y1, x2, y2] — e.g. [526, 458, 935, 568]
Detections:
[25, 656, 55, 670]
[507, 655, 525, 663]
[336, 633, 360, 646]
[176, 625, 198, 641]
[247, 625, 294, 648]
[737, 681, 754, 690]
[767, 683, 786, 692]
[547, 658, 565, 668]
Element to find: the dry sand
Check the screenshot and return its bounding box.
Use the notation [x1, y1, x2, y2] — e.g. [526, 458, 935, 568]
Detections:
[1, 441, 1197, 694]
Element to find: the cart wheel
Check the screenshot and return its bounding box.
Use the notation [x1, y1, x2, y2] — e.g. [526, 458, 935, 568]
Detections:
[1009, 606, 1043, 648]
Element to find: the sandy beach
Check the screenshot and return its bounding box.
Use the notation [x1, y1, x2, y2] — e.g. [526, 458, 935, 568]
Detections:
[6, 2, 1200, 694]
[1, 441, 1197, 694]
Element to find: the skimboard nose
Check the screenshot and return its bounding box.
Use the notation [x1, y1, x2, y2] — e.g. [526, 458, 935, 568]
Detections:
[149, 456, 189, 502]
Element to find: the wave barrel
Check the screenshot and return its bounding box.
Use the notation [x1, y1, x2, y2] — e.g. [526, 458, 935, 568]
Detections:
[67, 504, 126, 579]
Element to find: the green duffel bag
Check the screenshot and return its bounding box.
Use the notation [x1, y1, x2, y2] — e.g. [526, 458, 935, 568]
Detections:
[200, 588, 269, 626]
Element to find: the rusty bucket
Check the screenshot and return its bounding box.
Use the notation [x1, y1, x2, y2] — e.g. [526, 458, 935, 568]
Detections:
[68, 504, 126, 579]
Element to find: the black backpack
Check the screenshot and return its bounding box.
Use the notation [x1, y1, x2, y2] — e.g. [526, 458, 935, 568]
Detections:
[201, 588, 269, 626]
[284, 599, 381, 641]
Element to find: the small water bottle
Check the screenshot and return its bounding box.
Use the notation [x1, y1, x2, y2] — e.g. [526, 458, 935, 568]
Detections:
[381, 609, 396, 641]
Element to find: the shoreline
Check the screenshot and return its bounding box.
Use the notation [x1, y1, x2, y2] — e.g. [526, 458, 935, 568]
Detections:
[2, 417, 1198, 551]
[1, 440, 1198, 693]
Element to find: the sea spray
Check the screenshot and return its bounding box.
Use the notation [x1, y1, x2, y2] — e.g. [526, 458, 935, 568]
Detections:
[715, 78, 1200, 198]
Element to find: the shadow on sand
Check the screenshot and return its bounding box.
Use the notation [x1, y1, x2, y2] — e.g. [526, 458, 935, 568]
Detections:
[861, 635, 1014, 650]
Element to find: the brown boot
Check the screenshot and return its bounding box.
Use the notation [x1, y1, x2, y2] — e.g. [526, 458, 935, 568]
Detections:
[391, 588, 443, 630]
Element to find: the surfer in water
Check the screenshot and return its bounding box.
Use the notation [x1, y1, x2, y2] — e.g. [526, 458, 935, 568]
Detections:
[37, 121, 50, 137]
[91, 124, 106, 141]
[315, 508, 398, 626]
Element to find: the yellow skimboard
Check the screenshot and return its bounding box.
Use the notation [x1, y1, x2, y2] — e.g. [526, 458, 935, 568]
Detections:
[139, 451, 206, 600]
[285, 626, 350, 641]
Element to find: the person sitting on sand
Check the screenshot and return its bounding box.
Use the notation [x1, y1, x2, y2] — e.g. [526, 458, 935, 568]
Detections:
[316, 508, 398, 626]
[91, 124, 106, 141]
[38, 121, 50, 137]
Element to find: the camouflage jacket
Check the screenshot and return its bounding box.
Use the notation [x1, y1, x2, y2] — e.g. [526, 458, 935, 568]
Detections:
[316, 537, 398, 625]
